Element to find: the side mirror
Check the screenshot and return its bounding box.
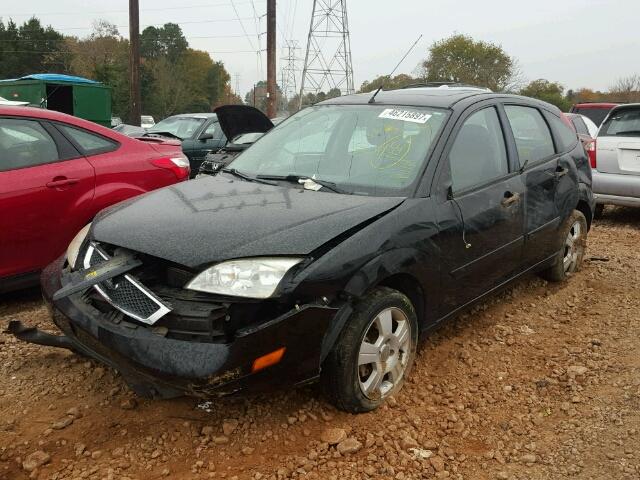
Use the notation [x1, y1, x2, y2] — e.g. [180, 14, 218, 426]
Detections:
[446, 184, 454, 200]
[198, 133, 214, 142]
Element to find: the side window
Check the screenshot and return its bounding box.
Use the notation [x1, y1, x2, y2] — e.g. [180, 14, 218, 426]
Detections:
[0, 118, 59, 171]
[204, 122, 224, 141]
[504, 106, 555, 165]
[572, 117, 589, 135]
[547, 114, 579, 152]
[449, 107, 509, 193]
[58, 125, 118, 155]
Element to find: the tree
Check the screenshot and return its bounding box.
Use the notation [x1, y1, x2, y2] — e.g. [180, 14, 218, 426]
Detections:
[245, 81, 283, 115]
[519, 79, 572, 111]
[609, 74, 640, 103]
[419, 34, 519, 92]
[359, 73, 417, 93]
[141, 23, 188, 62]
[66, 21, 130, 118]
[0, 18, 67, 78]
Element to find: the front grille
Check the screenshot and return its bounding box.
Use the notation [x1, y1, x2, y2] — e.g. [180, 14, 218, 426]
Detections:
[80, 241, 231, 343]
[83, 243, 171, 325]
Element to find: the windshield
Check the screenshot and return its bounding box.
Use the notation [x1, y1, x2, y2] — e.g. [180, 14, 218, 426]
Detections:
[229, 105, 447, 196]
[600, 107, 640, 137]
[148, 116, 205, 139]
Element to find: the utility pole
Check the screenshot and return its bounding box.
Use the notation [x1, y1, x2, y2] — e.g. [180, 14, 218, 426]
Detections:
[129, 0, 141, 126]
[266, 0, 277, 118]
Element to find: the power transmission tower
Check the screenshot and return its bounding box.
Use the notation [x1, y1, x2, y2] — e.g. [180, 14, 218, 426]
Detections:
[281, 40, 299, 102]
[299, 0, 354, 109]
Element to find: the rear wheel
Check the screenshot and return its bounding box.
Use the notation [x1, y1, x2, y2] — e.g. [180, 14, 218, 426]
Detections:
[322, 287, 418, 413]
[539, 210, 588, 282]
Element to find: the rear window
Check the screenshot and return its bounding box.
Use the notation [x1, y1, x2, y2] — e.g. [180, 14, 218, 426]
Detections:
[573, 107, 611, 126]
[600, 108, 640, 137]
[58, 125, 118, 155]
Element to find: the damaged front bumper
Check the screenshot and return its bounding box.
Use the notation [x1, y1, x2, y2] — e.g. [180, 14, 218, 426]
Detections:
[24, 257, 338, 399]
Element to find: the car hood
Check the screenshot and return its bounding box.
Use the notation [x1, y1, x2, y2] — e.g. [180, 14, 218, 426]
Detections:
[214, 105, 274, 141]
[92, 175, 405, 268]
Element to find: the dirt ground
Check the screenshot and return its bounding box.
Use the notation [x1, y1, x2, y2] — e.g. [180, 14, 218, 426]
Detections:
[1, 206, 639, 480]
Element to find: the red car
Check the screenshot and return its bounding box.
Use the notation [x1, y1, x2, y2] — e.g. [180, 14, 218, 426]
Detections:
[570, 102, 619, 127]
[0, 106, 189, 292]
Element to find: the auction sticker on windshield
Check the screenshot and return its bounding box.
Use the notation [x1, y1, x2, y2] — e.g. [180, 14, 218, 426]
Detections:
[378, 109, 432, 124]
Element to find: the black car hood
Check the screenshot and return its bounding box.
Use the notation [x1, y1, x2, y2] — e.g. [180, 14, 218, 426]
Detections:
[92, 175, 405, 268]
[214, 105, 274, 141]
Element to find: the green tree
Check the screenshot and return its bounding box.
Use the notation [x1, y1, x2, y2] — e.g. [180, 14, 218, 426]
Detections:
[141, 23, 188, 62]
[519, 79, 572, 111]
[245, 81, 283, 115]
[0, 18, 67, 78]
[359, 73, 417, 93]
[67, 21, 130, 119]
[420, 34, 519, 92]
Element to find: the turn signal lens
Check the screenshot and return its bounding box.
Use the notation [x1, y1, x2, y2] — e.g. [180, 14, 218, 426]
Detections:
[151, 156, 190, 180]
[252, 347, 286, 373]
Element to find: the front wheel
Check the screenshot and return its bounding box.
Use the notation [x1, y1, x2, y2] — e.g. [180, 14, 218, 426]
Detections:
[539, 210, 588, 282]
[321, 287, 418, 413]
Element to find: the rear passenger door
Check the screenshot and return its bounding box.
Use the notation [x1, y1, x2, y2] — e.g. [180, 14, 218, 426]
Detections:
[503, 104, 561, 266]
[434, 103, 525, 313]
[0, 117, 95, 278]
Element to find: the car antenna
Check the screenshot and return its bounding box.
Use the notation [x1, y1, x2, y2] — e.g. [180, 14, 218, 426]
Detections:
[368, 34, 423, 104]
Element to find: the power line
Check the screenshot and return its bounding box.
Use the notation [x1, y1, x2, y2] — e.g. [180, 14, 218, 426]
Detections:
[50, 17, 259, 32]
[229, 0, 257, 51]
[3, 1, 266, 17]
[0, 34, 249, 43]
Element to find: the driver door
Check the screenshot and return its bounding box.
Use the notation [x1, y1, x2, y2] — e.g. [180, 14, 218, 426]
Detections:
[433, 104, 526, 314]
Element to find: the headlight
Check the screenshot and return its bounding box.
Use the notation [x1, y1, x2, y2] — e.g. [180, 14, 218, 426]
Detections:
[186, 257, 303, 298]
[66, 223, 91, 270]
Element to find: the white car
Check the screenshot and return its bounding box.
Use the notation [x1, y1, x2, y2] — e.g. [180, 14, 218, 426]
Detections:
[592, 104, 640, 217]
[141, 115, 156, 129]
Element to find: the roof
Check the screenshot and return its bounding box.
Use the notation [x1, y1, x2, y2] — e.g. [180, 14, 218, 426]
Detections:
[0, 74, 100, 84]
[572, 102, 620, 108]
[0, 105, 116, 134]
[320, 86, 495, 109]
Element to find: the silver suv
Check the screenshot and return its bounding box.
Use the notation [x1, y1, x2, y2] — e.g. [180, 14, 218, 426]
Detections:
[593, 103, 640, 217]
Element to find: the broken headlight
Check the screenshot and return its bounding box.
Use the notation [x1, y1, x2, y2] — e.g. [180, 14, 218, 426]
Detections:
[186, 258, 303, 299]
[66, 223, 91, 270]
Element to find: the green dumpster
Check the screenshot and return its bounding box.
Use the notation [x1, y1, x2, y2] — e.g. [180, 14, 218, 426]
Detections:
[0, 74, 112, 127]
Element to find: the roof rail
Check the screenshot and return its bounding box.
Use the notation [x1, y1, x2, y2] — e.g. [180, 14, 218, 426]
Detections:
[402, 82, 491, 91]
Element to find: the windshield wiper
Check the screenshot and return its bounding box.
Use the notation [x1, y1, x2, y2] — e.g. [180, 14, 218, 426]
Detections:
[256, 174, 347, 194]
[221, 168, 278, 185]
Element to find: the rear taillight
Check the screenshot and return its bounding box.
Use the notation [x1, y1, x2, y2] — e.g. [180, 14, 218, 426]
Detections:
[151, 156, 190, 180]
[586, 139, 596, 169]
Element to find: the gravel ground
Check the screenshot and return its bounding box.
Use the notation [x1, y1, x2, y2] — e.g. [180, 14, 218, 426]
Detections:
[1, 206, 639, 480]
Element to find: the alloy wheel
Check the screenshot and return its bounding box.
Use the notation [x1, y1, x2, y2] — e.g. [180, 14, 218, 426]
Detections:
[357, 307, 413, 400]
[563, 220, 583, 273]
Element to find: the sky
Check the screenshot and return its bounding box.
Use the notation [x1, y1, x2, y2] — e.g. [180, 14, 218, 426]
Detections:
[3, 0, 639, 97]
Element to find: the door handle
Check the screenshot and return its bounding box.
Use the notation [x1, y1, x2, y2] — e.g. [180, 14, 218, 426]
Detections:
[555, 166, 569, 178]
[46, 177, 79, 189]
[501, 191, 521, 208]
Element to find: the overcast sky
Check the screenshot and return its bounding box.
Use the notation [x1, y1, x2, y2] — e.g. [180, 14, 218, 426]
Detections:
[4, 0, 639, 96]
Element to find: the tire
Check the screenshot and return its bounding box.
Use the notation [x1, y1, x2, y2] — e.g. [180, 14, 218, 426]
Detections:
[593, 204, 605, 220]
[539, 210, 588, 282]
[321, 287, 418, 413]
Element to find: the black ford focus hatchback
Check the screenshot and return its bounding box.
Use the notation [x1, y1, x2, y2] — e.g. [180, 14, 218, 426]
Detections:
[13, 86, 595, 413]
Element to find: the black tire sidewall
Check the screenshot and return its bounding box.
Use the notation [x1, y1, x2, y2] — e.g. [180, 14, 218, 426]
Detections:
[326, 287, 418, 412]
